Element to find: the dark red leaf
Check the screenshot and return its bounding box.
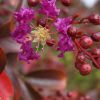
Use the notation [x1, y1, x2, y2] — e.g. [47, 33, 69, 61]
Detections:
[15, 76, 43, 100]
[25, 69, 67, 91]
[25, 69, 66, 80]
[25, 82, 44, 100]
[0, 48, 7, 73]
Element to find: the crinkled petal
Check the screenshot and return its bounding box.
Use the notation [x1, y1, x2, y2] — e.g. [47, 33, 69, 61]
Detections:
[14, 8, 35, 23]
[40, 0, 60, 18]
[12, 23, 31, 43]
[19, 41, 40, 63]
[54, 17, 72, 33]
[54, 17, 74, 57]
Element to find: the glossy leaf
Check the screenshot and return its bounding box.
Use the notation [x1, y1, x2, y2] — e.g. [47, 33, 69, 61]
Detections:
[0, 48, 7, 73]
[16, 77, 43, 100]
[0, 0, 23, 38]
[0, 72, 14, 100]
[25, 82, 44, 100]
[0, 37, 20, 53]
[25, 69, 67, 91]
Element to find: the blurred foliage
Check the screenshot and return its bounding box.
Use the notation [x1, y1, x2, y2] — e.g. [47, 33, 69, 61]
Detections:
[60, 52, 100, 92]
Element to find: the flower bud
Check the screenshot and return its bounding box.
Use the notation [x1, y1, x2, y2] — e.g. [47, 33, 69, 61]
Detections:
[91, 32, 100, 42]
[46, 39, 56, 47]
[88, 14, 100, 25]
[80, 36, 93, 49]
[67, 26, 78, 37]
[61, 0, 72, 6]
[79, 63, 92, 75]
[37, 19, 46, 27]
[76, 53, 85, 63]
[27, 0, 39, 7]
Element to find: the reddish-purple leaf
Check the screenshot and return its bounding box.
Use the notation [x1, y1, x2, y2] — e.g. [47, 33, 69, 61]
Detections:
[25, 82, 44, 100]
[0, 48, 7, 73]
[25, 69, 67, 91]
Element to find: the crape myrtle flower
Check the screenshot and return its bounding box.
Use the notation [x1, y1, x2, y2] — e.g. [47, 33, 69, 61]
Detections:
[12, 23, 31, 43]
[54, 17, 74, 57]
[18, 41, 40, 63]
[58, 33, 74, 57]
[40, 0, 60, 18]
[54, 17, 72, 33]
[14, 8, 35, 23]
[12, 8, 40, 62]
[12, 8, 34, 42]
[12, 6, 73, 62]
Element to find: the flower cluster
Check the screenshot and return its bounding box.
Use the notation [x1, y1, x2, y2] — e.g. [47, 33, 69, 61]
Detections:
[12, 0, 100, 76]
[12, 0, 74, 63]
[54, 17, 74, 57]
[12, 8, 39, 63]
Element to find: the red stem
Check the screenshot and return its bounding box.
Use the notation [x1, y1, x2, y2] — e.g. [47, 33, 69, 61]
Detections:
[74, 39, 100, 69]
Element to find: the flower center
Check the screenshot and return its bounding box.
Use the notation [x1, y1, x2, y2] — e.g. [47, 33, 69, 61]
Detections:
[31, 25, 51, 46]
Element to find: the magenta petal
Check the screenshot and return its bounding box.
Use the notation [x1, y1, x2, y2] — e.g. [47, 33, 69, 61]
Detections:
[54, 17, 74, 57]
[19, 41, 40, 63]
[40, 0, 60, 18]
[14, 8, 35, 23]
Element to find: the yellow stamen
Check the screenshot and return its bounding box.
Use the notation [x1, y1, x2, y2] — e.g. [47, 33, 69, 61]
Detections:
[31, 25, 51, 46]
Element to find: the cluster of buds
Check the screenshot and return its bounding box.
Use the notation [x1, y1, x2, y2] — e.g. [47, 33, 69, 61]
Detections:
[67, 13, 100, 75]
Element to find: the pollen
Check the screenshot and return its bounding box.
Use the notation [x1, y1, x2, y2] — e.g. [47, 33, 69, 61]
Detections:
[31, 25, 51, 46]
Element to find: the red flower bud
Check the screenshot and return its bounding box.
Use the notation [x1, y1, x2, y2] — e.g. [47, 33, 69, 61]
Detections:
[46, 39, 56, 47]
[79, 63, 92, 76]
[27, 0, 39, 7]
[80, 36, 93, 49]
[76, 53, 85, 63]
[67, 26, 78, 37]
[91, 32, 100, 42]
[61, 0, 72, 6]
[37, 19, 46, 27]
[88, 14, 100, 25]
